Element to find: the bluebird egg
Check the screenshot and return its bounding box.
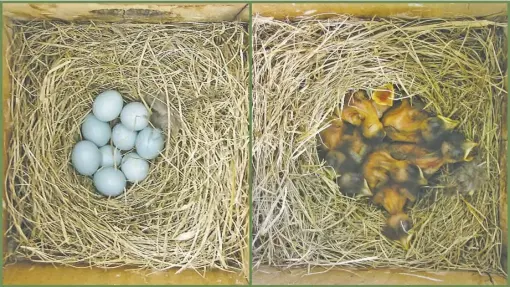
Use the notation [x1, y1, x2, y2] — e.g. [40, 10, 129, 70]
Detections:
[93, 90, 124, 122]
[121, 152, 149, 183]
[120, 102, 149, 131]
[135, 127, 165, 160]
[72, 140, 101, 176]
[93, 167, 126, 197]
[99, 145, 122, 167]
[112, 123, 137, 151]
[81, 113, 111, 147]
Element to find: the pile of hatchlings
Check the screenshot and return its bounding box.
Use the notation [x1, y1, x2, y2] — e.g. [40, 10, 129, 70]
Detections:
[318, 83, 478, 248]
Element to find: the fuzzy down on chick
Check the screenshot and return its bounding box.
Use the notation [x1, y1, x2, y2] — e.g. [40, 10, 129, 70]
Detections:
[363, 149, 428, 190]
[373, 185, 414, 249]
[386, 133, 478, 178]
[341, 90, 386, 142]
[149, 99, 182, 136]
[441, 159, 486, 196]
[382, 99, 459, 149]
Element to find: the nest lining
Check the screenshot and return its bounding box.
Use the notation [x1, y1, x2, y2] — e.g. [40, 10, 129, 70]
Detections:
[252, 15, 507, 275]
[5, 21, 249, 275]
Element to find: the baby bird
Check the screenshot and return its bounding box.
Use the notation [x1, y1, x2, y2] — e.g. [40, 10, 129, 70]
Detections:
[318, 119, 373, 197]
[382, 99, 459, 149]
[373, 185, 407, 213]
[319, 149, 372, 197]
[337, 172, 373, 197]
[371, 83, 395, 118]
[319, 115, 346, 150]
[420, 116, 460, 149]
[362, 118, 387, 144]
[363, 149, 428, 190]
[319, 113, 371, 161]
[373, 185, 414, 249]
[322, 149, 355, 174]
[341, 90, 373, 126]
[440, 131, 478, 163]
[441, 159, 486, 196]
[382, 213, 413, 250]
[341, 125, 372, 165]
[320, 134, 372, 198]
[341, 90, 386, 142]
[386, 133, 478, 177]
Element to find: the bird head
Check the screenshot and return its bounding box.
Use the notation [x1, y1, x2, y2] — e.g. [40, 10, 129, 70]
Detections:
[382, 213, 413, 250]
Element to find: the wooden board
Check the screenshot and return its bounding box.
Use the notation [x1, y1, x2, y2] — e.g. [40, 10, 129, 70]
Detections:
[3, 263, 247, 285]
[3, 3, 249, 22]
[500, 27, 508, 273]
[2, 21, 12, 267]
[253, 266, 506, 285]
[501, 90, 508, 273]
[252, 3, 506, 20]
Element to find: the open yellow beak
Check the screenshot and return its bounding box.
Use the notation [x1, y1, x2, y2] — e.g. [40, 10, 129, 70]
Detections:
[400, 235, 411, 251]
[359, 179, 373, 197]
[372, 83, 395, 107]
[437, 115, 460, 130]
[417, 166, 428, 185]
[462, 141, 478, 162]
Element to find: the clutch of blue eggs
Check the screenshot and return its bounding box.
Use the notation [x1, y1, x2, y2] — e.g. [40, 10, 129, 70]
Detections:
[71, 90, 165, 197]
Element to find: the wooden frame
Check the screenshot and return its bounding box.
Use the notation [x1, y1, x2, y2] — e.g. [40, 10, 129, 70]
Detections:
[2, 2, 508, 285]
[2, 3, 249, 285]
[251, 3, 508, 285]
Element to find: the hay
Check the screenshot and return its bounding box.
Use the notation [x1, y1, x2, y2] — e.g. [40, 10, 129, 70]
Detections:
[5, 20, 249, 274]
[252, 15, 507, 275]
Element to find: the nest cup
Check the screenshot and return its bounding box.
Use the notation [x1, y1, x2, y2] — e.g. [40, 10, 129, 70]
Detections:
[253, 15, 507, 274]
[5, 21, 249, 273]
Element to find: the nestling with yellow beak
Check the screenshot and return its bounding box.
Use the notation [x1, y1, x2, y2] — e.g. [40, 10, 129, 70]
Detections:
[362, 149, 428, 190]
[371, 83, 395, 118]
[372, 184, 414, 249]
[382, 99, 460, 149]
[317, 116, 372, 197]
[341, 90, 386, 142]
[385, 132, 478, 178]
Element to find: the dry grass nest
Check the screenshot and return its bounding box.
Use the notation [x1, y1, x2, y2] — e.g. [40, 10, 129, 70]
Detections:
[5, 21, 249, 275]
[252, 15, 507, 275]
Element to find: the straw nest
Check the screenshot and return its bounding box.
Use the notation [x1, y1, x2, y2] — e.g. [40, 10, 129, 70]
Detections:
[5, 21, 249, 274]
[253, 15, 507, 274]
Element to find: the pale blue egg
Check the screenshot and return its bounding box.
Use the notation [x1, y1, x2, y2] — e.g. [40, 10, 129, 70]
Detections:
[112, 123, 137, 151]
[93, 167, 126, 197]
[135, 127, 165, 160]
[121, 152, 149, 183]
[93, 90, 124, 122]
[81, 113, 111, 147]
[99, 145, 122, 167]
[72, 140, 101, 176]
[120, 102, 149, 131]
